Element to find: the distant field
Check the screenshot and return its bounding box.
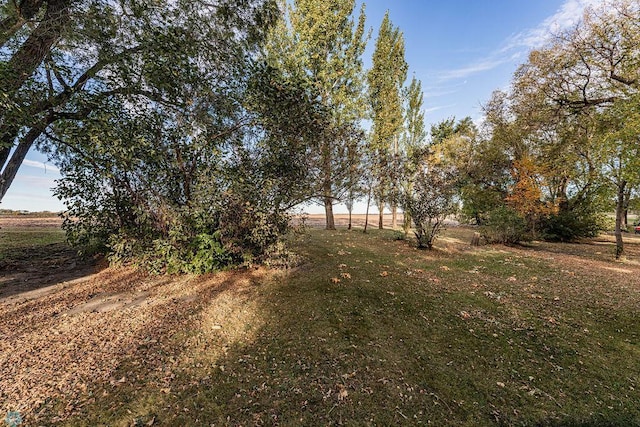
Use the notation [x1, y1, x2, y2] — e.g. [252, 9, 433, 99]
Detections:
[1, 218, 639, 425]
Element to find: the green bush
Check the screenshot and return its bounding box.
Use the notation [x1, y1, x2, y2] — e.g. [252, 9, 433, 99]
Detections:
[480, 206, 529, 244]
[142, 231, 231, 275]
[541, 208, 609, 241]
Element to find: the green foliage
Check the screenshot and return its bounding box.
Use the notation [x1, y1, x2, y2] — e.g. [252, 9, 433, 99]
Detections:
[368, 12, 407, 150]
[157, 232, 230, 275]
[402, 166, 457, 249]
[402, 76, 426, 153]
[540, 206, 610, 242]
[480, 206, 529, 244]
[0, 0, 278, 202]
[52, 58, 323, 274]
[264, 0, 368, 227]
[458, 184, 505, 225]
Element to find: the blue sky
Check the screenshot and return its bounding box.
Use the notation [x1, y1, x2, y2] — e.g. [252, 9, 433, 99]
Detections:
[2, 0, 600, 212]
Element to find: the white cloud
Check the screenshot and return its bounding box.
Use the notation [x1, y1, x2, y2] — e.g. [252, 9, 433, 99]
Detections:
[424, 104, 456, 114]
[423, 81, 468, 98]
[502, 0, 601, 51]
[438, 57, 511, 81]
[22, 159, 60, 173]
[438, 0, 601, 82]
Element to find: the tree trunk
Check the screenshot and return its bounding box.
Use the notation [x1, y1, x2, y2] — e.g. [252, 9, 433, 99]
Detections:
[624, 208, 629, 231]
[324, 195, 335, 230]
[347, 207, 352, 230]
[0, 125, 43, 201]
[615, 180, 626, 259]
[623, 187, 631, 231]
[3, 0, 70, 98]
[377, 198, 384, 229]
[363, 186, 371, 233]
[391, 201, 397, 229]
[403, 209, 411, 238]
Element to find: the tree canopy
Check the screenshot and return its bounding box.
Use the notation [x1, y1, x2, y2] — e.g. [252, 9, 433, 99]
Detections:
[3, 0, 640, 268]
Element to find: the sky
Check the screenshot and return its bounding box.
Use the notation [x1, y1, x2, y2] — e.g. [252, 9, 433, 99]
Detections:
[2, 0, 601, 213]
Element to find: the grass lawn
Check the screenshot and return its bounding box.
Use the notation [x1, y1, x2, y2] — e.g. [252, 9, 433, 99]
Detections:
[1, 223, 639, 426]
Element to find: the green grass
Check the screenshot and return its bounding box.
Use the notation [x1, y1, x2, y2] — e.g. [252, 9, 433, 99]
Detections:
[0, 226, 65, 263]
[8, 227, 640, 426]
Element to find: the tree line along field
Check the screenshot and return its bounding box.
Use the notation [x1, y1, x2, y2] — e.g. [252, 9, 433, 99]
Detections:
[2, 0, 640, 424]
[1, 216, 639, 425]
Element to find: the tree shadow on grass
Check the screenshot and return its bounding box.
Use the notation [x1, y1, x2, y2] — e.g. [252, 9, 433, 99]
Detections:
[0, 241, 105, 300]
[18, 230, 640, 426]
[55, 268, 640, 425]
[3, 266, 266, 425]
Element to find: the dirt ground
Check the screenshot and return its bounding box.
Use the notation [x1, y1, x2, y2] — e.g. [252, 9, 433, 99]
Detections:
[0, 215, 101, 300]
[301, 213, 395, 228]
[0, 215, 63, 229]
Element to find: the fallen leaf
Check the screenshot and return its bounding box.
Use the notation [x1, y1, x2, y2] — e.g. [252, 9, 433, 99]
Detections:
[338, 386, 348, 401]
[379, 271, 389, 277]
[330, 277, 341, 284]
[440, 266, 450, 271]
[340, 272, 351, 279]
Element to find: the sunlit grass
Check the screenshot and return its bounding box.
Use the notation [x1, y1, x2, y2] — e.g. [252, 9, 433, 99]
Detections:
[4, 224, 639, 425]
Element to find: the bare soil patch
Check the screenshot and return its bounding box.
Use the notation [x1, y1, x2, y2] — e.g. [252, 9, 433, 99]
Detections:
[0, 215, 63, 229]
[0, 215, 100, 300]
[302, 213, 401, 228]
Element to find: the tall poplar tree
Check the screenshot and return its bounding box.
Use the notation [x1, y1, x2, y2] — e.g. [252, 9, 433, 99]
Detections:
[265, 0, 368, 230]
[367, 11, 407, 229]
[400, 75, 427, 235]
[402, 76, 427, 153]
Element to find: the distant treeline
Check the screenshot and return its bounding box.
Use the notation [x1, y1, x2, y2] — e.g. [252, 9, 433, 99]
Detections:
[0, 209, 60, 217]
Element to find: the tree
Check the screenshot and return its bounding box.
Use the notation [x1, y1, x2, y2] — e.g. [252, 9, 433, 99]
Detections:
[51, 60, 329, 271]
[399, 75, 427, 236]
[402, 76, 427, 152]
[508, 0, 640, 256]
[597, 95, 640, 257]
[505, 157, 558, 237]
[367, 11, 407, 229]
[265, 0, 368, 230]
[0, 0, 278, 202]
[402, 164, 457, 249]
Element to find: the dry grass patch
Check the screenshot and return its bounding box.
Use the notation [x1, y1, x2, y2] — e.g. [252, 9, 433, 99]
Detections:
[1, 223, 639, 426]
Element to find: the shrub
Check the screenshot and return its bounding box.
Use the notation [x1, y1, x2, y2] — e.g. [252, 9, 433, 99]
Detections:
[480, 206, 529, 244]
[541, 207, 609, 242]
[403, 167, 457, 249]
